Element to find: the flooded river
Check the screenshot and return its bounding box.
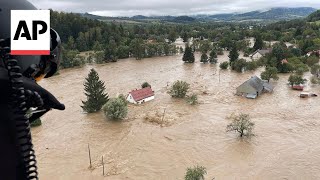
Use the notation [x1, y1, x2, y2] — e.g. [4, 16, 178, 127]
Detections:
[34, 52, 320, 179]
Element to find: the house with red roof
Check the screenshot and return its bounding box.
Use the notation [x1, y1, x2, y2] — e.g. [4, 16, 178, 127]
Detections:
[126, 87, 155, 104]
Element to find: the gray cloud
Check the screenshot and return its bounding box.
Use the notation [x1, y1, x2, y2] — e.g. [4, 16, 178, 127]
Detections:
[28, 0, 320, 16]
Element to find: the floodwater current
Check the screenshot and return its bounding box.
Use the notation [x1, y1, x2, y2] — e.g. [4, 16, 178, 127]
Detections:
[34, 52, 320, 179]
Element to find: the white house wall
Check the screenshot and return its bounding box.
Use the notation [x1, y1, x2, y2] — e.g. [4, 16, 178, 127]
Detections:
[127, 94, 155, 104]
[137, 96, 155, 104]
[127, 94, 137, 104]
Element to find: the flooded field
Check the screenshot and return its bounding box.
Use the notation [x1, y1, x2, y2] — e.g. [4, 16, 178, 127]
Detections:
[34, 52, 320, 179]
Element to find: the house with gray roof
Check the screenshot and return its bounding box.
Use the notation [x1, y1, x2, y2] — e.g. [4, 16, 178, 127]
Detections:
[250, 49, 272, 60]
[236, 76, 274, 99]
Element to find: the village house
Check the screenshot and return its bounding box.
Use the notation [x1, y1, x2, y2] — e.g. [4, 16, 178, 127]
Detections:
[250, 49, 272, 60]
[236, 76, 274, 99]
[306, 50, 320, 57]
[127, 87, 155, 104]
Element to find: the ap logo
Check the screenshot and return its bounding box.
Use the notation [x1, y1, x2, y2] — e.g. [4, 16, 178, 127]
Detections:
[11, 10, 50, 55]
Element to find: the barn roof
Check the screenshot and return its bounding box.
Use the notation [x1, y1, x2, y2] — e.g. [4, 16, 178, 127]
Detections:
[245, 76, 264, 92]
[129, 87, 154, 101]
[251, 49, 272, 57]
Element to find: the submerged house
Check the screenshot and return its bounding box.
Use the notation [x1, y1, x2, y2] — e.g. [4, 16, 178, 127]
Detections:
[236, 76, 274, 99]
[127, 87, 155, 104]
[250, 49, 272, 60]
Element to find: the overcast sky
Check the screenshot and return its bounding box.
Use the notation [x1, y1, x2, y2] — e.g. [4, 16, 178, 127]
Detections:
[28, 0, 320, 17]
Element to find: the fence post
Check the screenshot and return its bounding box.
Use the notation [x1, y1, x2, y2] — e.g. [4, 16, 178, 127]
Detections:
[88, 144, 92, 168]
[102, 156, 105, 176]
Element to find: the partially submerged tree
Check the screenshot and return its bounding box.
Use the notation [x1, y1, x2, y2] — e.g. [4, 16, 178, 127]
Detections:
[209, 50, 218, 64]
[231, 59, 247, 72]
[220, 62, 229, 70]
[261, 67, 279, 82]
[200, 53, 208, 63]
[185, 166, 207, 180]
[226, 113, 255, 137]
[183, 45, 195, 63]
[228, 45, 239, 64]
[253, 34, 264, 51]
[103, 97, 128, 120]
[168, 81, 190, 98]
[142, 82, 151, 88]
[82, 69, 109, 113]
[288, 74, 306, 87]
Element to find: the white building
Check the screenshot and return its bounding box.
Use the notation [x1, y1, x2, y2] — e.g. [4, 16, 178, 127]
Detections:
[127, 87, 155, 104]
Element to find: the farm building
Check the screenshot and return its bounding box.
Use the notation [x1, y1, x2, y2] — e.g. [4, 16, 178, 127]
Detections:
[250, 49, 272, 60]
[127, 87, 155, 104]
[236, 76, 274, 99]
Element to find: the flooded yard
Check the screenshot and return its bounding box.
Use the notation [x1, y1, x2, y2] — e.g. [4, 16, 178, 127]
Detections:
[34, 52, 320, 179]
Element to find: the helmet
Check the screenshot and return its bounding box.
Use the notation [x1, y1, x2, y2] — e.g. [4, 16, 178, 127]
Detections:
[0, 0, 61, 81]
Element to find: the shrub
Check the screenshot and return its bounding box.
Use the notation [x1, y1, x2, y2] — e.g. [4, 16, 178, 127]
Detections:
[142, 82, 151, 88]
[185, 166, 207, 180]
[220, 62, 229, 70]
[168, 81, 190, 98]
[186, 94, 198, 105]
[103, 97, 128, 120]
[226, 113, 254, 137]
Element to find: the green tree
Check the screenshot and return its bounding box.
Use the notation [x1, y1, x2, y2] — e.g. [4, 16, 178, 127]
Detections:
[142, 82, 151, 88]
[231, 59, 247, 72]
[104, 40, 118, 62]
[261, 67, 279, 82]
[131, 38, 145, 60]
[102, 97, 128, 120]
[92, 41, 103, 52]
[168, 29, 177, 43]
[311, 64, 320, 78]
[182, 32, 188, 43]
[60, 49, 80, 69]
[183, 45, 195, 63]
[81, 69, 109, 113]
[226, 113, 255, 137]
[246, 61, 258, 71]
[95, 51, 105, 64]
[199, 40, 210, 54]
[185, 166, 207, 180]
[288, 74, 306, 87]
[200, 53, 208, 63]
[168, 81, 190, 98]
[209, 50, 218, 64]
[253, 34, 264, 51]
[220, 62, 229, 70]
[228, 45, 239, 64]
[272, 42, 288, 61]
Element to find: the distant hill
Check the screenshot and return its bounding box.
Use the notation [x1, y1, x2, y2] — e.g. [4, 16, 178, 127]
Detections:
[307, 10, 320, 22]
[173, 16, 195, 22]
[206, 7, 317, 21]
[80, 7, 317, 23]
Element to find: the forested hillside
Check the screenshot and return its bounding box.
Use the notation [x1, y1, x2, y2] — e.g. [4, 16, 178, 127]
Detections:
[51, 9, 320, 70]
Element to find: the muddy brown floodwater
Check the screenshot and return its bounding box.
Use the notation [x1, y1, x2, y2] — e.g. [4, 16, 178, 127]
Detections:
[34, 52, 320, 180]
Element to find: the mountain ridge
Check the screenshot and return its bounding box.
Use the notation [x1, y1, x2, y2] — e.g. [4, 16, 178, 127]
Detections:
[81, 7, 317, 23]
